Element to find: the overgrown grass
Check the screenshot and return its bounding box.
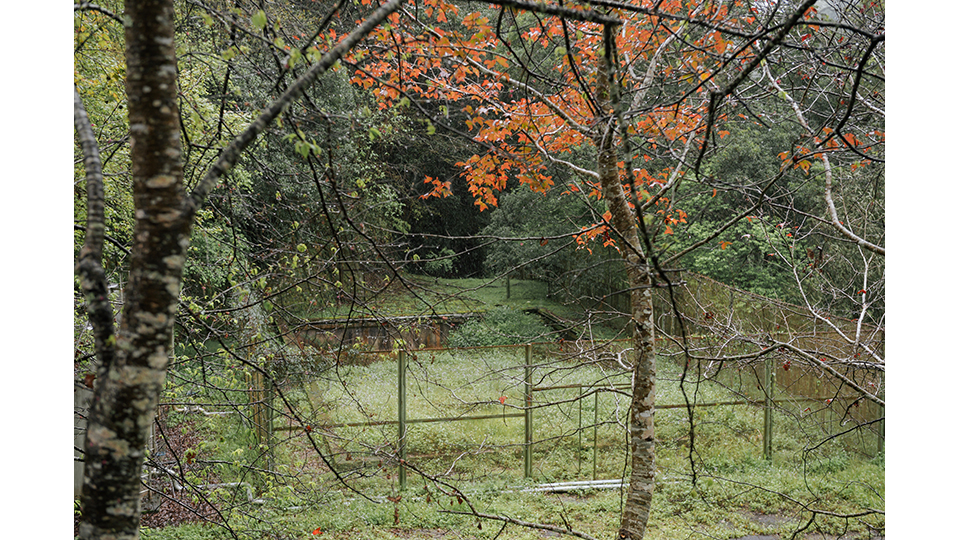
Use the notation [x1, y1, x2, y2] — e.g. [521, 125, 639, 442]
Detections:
[145, 347, 884, 540]
[289, 274, 595, 322]
[446, 307, 555, 347]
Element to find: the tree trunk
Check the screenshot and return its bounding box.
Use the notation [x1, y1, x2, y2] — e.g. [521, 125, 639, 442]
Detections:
[594, 51, 657, 540]
[78, 0, 190, 537]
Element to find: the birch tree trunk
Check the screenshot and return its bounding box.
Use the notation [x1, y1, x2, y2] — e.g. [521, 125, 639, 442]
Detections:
[78, 1, 191, 538]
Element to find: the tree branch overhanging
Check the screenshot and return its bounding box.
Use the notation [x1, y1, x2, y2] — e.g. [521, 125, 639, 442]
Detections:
[75, 1, 124, 24]
[187, 0, 406, 215]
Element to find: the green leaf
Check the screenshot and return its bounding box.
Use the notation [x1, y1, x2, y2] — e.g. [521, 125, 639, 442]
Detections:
[288, 49, 302, 67]
[251, 10, 267, 31]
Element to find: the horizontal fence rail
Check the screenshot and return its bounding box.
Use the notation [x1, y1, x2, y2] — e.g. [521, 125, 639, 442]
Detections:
[253, 337, 883, 489]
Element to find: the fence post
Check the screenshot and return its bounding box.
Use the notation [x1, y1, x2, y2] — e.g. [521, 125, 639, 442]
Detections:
[249, 370, 266, 444]
[577, 385, 583, 476]
[763, 355, 774, 460]
[524, 344, 533, 479]
[264, 372, 275, 474]
[877, 380, 885, 457]
[592, 390, 599, 481]
[398, 349, 407, 490]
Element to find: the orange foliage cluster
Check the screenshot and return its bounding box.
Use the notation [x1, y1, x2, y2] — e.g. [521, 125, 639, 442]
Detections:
[343, 0, 859, 245]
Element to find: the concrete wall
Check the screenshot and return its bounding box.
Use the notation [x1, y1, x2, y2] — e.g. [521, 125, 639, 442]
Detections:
[291, 314, 475, 353]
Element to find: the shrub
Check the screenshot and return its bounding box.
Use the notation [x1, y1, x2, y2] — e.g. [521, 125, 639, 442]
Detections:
[447, 307, 553, 347]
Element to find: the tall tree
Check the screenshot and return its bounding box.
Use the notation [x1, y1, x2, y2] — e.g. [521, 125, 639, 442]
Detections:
[76, 1, 191, 535]
[75, 0, 404, 537]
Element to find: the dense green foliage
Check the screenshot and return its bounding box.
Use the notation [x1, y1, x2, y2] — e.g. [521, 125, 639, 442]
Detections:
[481, 183, 627, 305]
[667, 123, 805, 302]
[446, 307, 554, 347]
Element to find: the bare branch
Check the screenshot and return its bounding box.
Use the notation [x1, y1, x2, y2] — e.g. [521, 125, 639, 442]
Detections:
[74, 1, 123, 24]
[444, 509, 601, 540]
[763, 62, 885, 256]
[187, 0, 406, 214]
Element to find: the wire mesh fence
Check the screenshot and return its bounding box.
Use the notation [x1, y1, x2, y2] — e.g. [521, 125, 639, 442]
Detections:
[127, 268, 883, 528]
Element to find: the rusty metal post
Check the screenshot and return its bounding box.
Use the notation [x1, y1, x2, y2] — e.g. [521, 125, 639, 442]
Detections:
[398, 349, 407, 490]
[524, 344, 533, 479]
[593, 390, 599, 480]
[763, 355, 774, 460]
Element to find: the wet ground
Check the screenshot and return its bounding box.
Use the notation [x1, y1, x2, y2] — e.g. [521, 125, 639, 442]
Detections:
[728, 510, 883, 540]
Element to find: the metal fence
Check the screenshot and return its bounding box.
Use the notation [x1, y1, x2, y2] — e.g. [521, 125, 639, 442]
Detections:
[257, 334, 882, 490]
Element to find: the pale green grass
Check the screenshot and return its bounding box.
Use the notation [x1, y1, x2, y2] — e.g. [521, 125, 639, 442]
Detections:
[145, 350, 883, 540]
[289, 274, 592, 323]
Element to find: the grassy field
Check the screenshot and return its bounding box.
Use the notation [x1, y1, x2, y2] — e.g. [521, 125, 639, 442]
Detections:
[144, 274, 882, 539]
[145, 343, 884, 540]
[287, 274, 610, 326]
